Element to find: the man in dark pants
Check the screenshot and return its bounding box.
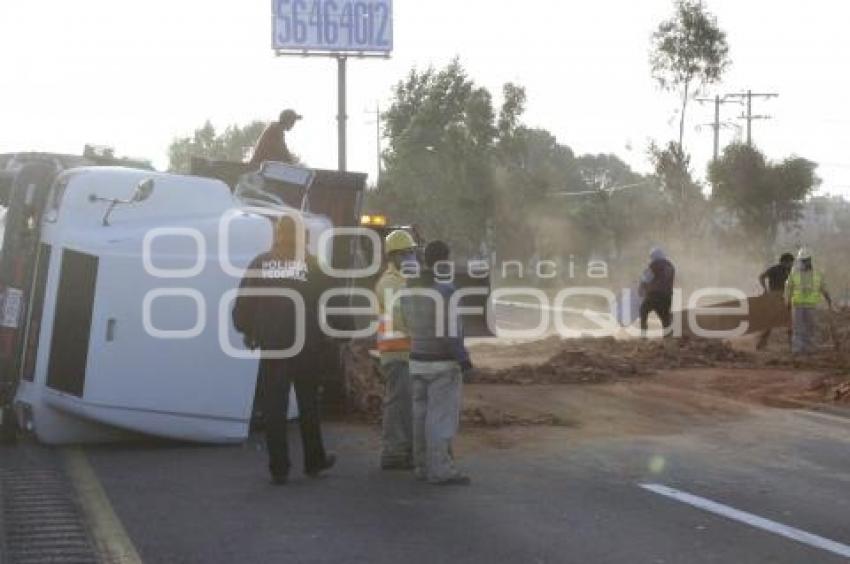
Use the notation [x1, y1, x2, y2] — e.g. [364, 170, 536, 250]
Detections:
[259, 357, 328, 483]
[639, 247, 676, 337]
[756, 252, 795, 350]
[233, 217, 335, 484]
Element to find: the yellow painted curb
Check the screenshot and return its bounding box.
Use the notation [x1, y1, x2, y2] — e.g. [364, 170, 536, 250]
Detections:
[64, 448, 143, 564]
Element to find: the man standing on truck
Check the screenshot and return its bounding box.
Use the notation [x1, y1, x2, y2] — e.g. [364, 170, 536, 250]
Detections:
[233, 217, 336, 485]
[785, 248, 833, 355]
[249, 109, 301, 167]
[756, 252, 795, 350]
[639, 247, 676, 337]
[401, 241, 472, 486]
[375, 230, 417, 470]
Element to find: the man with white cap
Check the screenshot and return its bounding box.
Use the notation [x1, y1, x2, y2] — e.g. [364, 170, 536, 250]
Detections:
[785, 248, 833, 354]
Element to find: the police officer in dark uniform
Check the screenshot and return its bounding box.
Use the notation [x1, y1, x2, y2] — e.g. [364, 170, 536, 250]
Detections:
[233, 217, 336, 485]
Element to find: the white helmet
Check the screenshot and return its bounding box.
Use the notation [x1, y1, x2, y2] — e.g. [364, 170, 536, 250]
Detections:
[797, 247, 812, 261]
[650, 247, 666, 261]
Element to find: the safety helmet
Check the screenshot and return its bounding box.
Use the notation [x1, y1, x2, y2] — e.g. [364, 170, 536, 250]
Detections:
[649, 247, 666, 261]
[385, 229, 416, 256]
[797, 247, 812, 261]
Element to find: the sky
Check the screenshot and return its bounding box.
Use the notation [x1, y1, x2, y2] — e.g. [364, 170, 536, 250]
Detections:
[1, 0, 849, 196]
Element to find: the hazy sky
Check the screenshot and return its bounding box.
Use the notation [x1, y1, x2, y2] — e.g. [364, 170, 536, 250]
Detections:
[1, 1, 848, 196]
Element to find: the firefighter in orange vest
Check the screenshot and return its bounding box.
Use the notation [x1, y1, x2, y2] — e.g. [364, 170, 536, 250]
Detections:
[375, 230, 418, 470]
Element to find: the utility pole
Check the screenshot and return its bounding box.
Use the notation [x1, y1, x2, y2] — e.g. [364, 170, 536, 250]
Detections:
[337, 56, 348, 172]
[374, 103, 381, 186]
[725, 90, 778, 146]
[713, 95, 720, 160]
[696, 94, 739, 161]
[364, 103, 383, 188]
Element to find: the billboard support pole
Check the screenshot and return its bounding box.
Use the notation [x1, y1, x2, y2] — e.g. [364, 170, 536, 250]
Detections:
[337, 55, 347, 172]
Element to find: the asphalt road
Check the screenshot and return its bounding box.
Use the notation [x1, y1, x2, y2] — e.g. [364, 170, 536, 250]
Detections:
[60, 405, 850, 564]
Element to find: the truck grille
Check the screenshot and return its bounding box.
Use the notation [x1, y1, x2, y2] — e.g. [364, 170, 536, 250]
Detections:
[0, 468, 99, 563]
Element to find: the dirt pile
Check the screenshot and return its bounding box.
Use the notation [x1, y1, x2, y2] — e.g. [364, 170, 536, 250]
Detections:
[462, 405, 575, 428]
[834, 381, 850, 403]
[816, 308, 850, 351]
[468, 337, 753, 385]
[341, 324, 850, 425]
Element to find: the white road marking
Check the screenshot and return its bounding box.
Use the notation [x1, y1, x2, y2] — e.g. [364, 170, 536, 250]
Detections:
[640, 483, 850, 559]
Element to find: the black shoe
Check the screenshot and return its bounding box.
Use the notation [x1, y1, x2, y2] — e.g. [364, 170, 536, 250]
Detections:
[270, 473, 288, 486]
[305, 454, 336, 478]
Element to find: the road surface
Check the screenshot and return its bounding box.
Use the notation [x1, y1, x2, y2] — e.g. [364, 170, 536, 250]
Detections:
[2, 385, 849, 563]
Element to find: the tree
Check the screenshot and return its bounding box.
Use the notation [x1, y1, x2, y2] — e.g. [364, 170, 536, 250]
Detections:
[648, 140, 706, 234]
[491, 127, 585, 262]
[377, 60, 499, 257]
[375, 60, 689, 271]
[167, 120, 267, 173]
[649, 141, 700, 202]
[573, 154, 657, 260]
[709, 143, 820, 255]
[497, 82, 527, 158]
[650, 0, 730, 148]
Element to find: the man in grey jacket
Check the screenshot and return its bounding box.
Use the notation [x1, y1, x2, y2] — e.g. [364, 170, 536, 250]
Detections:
[401, 241, 472, 486]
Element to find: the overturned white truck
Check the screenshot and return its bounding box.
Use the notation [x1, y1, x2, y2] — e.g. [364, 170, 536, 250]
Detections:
[0, 153, 367, 445]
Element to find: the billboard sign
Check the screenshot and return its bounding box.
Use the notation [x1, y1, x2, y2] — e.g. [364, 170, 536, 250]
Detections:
[272, 0, 393, 54]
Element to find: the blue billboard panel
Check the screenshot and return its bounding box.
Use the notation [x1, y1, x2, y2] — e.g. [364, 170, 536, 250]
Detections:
[273, 0, 393, 54]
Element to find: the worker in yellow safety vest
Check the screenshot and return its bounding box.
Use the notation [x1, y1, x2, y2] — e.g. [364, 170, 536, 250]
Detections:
[375, 230, 418, 470]
[784, 247, 833, 354]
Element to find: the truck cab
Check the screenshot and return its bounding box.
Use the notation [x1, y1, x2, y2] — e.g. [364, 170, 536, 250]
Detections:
[0, 153, 367, 444]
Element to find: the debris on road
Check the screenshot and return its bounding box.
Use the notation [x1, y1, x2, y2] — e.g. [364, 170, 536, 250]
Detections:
[341, 309, 850, 426]
[462, 405, 576, 428]
[819, 308, 850, 351]
[467, 337, 753, 386]
[831, 381, 850, 403]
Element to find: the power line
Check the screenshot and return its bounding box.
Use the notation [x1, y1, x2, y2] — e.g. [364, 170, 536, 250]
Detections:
[695, 95, 742, 161]
[724, 90, 779, 146]
[548, 179, 654, 198]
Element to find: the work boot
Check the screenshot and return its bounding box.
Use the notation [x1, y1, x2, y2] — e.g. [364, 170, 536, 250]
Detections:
[305, 453, 336, 478]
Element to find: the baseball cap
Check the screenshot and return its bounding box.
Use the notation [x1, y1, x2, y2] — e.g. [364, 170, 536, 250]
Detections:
[279, 109, 303, 123]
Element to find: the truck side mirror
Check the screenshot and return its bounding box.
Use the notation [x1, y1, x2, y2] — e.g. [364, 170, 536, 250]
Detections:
[132, 178, 155, 203]
[90, 178, 156, 226]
